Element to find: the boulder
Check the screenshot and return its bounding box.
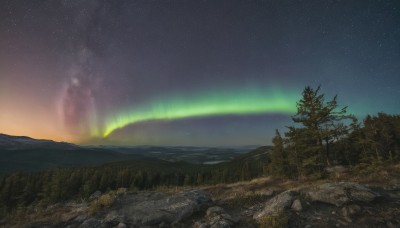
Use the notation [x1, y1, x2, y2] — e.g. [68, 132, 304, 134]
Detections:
[108, 190, 211, 226]
[291, 199, 303, 212]
[341, 204, 361, 217]
[116, 223, 126, 228]
[208, 206, 239, 225]
[210, 220, 230, 228]
[308, 182, 379, 207]
[195, 206, 238, 228]
[253, 190, 298, 220]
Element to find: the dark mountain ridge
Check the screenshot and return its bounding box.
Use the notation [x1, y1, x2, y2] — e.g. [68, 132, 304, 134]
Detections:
[0, 133, 76, 150]
[0, 133, 270, 174]
[0, 134, 129, 173]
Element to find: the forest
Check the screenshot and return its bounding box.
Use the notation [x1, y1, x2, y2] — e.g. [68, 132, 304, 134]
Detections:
[0, 147, 268, 215]
[268, 86, 400, 178]
[0, 86, 399, 217]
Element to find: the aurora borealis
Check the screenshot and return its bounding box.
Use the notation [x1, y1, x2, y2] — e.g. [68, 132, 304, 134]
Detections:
[102, 86, 300, 137]
[0, 1, 399, 146]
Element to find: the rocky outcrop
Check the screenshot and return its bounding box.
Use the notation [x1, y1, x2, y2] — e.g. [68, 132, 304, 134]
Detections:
[194, 206, 239, 228]
[107, 189, 211, 226]
[54, 189, 212, 227]
[248, 182, 392, 227]
[77, 218, 103, 228]
[6, 180, 400, 228]
[253, 190, 298, 220]
[307, 182, 380, 206]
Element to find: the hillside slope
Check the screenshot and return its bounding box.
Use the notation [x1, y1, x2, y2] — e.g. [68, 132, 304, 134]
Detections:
[2, 163, 400, 228]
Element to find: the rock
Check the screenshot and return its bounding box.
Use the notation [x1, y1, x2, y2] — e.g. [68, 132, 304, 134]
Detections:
[255, 189, 275, 197]
[308, 182, 379, 207]
[388, 191, 400, 199]
[386, 221, 396, 228]
[105, 210, 122, 222]
[116, 223, 126, 228]
[347, 205, 361, 215]
[109, 190, 211, 226]
[193, 221, 208, 228]
[73, 215, 87, 223]
[337, 219, 348, 226]
[207, 206, 239, 226]
[194, 206, 238, 228]
[343, 216, 352, 223]
[207, 206, 226, 217]
[183, 190, 213, 206]
[210, 220, 230, 228]
[78, 218, 102, 228]
[341, 204, 361, 223]
[89, 190, 102, 201]
[253, 190, 298, 220]
[291, 199, 303, 212]
[341, 207, 349, 217]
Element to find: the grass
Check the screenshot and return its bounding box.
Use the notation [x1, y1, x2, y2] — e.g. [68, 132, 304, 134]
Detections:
[332, 162, 400, 186]
[257, 209, 288, 228]
[229, 192, 271, 207]
[88, 188, 126, 215]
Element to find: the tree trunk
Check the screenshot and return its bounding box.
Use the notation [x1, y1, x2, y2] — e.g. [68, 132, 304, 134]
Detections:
[325, 138, 331, 166]
[375, 146, 380, 161]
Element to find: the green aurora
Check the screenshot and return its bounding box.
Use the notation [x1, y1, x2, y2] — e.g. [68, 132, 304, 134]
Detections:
[100, 87, 302, 137]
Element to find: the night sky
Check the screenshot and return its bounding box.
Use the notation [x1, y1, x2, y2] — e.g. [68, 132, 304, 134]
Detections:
[0, 0, 399, 146]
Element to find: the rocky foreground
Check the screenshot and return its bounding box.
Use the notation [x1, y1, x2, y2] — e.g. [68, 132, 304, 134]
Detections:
[3, 179, 399, 228]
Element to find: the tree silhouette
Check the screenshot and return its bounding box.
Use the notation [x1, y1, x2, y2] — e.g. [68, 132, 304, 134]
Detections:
[291, 86, 350, 166]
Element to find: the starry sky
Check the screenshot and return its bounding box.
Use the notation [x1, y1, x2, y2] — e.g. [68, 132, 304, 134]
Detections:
[0, 0, 399, 146]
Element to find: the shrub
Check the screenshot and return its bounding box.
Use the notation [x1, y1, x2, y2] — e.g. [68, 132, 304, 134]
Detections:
[230, 192, 269, 207]
[257, 209, 288, 228]
[87, 188, 126, 215]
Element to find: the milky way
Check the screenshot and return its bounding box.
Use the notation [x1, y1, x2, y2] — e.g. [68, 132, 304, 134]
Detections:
[59, 1, 102, 139]
[61, 75, 97, 137]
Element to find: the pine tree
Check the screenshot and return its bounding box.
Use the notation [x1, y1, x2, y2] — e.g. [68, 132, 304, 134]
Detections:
[269, 130, 289, 177]
[291, 86, 350, 167]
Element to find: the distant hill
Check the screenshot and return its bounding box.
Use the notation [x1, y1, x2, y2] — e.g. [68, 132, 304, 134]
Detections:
[230, 145, 271, 163]
[0, 133, 76, 150]
[94, 145, 252, 164]
[85, 145, 272, 177]
[0, 134, 265, 174]
[0, 134, 130, 173]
